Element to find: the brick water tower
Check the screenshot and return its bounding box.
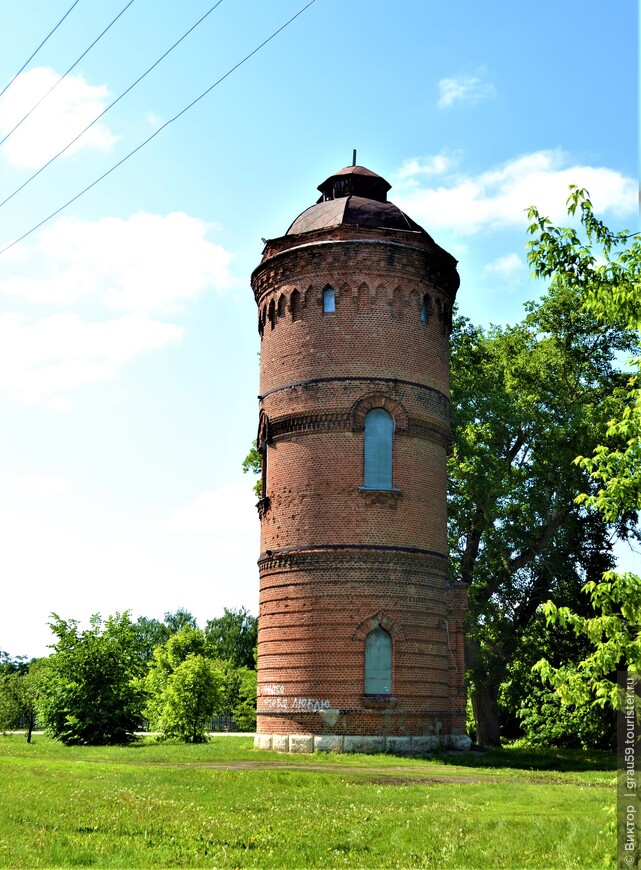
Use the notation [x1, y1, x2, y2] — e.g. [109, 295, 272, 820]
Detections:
[251, 160, 469, 754]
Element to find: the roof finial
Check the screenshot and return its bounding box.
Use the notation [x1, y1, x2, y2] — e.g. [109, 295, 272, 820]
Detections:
[352, 148, 356, 167]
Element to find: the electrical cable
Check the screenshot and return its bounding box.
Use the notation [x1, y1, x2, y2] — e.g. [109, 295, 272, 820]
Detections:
[0, 0, 82, 101]
[0, 0, 225, 210]
[0, 0, 318, 257]
[0, 0, 136, 148]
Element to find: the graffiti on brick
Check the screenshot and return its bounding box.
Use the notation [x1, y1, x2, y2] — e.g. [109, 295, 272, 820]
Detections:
[259, 696, 331, 712]
[261, 684, 285, 696]
[292, 697, 331, 711]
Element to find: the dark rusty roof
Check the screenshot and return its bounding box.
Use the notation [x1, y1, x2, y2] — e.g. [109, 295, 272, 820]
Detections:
[285, 163, 430, 237]
[331, 165, 383, 179]
[287, 196, 425, 235]
[317, 165, 391, 204]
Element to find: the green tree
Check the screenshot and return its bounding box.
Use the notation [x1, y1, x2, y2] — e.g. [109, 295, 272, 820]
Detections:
[153, 655, 222, 743]
[500, 614, 615, 748]
[163, 608, 198, 635]
[450, 249, 636, 744]
[39, 613, 145, 745]
[525, 187, 641, 708]
[133, 616, 170, 662]
[230, 666, 257, 731]
[205, 608, 257, 670]
[144, 626, 223, 741]
[242, 441, 262, 497]
[0, 658, 48, 743]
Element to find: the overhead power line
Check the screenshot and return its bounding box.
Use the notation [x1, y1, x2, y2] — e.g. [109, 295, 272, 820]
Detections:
[0, 0, 318, 258]
[0, 0, 82, 101]
[0, 0, 226, 210]
[0, 0, 137, 149]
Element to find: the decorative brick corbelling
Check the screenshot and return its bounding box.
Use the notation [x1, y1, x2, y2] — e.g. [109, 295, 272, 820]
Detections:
[265, 410, 449, 445]
[257, 546, 448, 575]
[268, 411, 350, 439]
[251, 232, 459, 303]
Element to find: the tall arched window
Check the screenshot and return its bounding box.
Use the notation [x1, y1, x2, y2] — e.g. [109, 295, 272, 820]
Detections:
[290, 288, 301, 321]
[420, 293, 429, 322]
[363, 408, 394, 489]
[364, 627, 392, 695]
[261, 440, 268, 498]
[323, 286, 336, 313]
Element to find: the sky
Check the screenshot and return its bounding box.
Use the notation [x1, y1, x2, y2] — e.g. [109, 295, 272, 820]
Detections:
[0, 0, 637, 659]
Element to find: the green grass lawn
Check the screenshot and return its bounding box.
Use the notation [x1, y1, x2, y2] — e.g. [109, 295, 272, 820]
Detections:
[0, 734, 616, 868]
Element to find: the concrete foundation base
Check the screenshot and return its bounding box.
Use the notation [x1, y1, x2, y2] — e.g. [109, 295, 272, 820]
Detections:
[254, 732, 472, 754]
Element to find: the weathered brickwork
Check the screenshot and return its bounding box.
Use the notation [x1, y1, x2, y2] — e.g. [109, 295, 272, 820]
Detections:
[250, 166, 469, 752]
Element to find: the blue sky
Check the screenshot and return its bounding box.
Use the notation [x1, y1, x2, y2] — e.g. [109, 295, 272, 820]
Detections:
[0, 0, 637, 659]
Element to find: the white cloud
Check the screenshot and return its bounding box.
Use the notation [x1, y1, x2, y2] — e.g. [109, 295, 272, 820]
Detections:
[0, 312, 182, 404]
[438, 72, 496, 109]
[0, 67, 117, 168]
[394, 150, 636, 235]
[396, 153, 458, 182]
[23, 474, 74, 497]
[159, 481, 259, 542]
[0, 477, 260, 658]
[483, 253, 525, 280]
[2, 212, 234, 313]
[45, 396, 74, 413]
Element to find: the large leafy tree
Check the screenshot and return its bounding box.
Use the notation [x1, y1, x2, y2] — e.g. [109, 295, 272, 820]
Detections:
[525, 188, 641, 708]
[500, 613, 616, 748]
[450, 221, 638, 745]
[205, 608, 257, 670]
[133, 616, 170, 662]
[144, 626, 224, 742]
[152, 655, 222, 743]
[39, 613, 146, 745]
[0, 658, 48, 743]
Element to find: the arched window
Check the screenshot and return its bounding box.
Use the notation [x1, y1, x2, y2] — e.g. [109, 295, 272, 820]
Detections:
[420, 294, 429, 322]
[364, 627, 392, 695]
[363, 408, 394, 489]
[291, 288, 301, 321]
[260, 439, 268, 498]
[323, 286, 336, 313]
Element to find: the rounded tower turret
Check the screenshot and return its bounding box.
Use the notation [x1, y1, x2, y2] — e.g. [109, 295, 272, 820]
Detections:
[251, 163, 469, 754]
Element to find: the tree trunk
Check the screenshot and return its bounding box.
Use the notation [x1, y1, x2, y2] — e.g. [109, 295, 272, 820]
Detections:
[470, 684, 502, 747]
[465, 634, 504, 747]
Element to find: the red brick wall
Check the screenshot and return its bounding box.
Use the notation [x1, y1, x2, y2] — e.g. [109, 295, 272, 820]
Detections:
[251, 222, 466, 738]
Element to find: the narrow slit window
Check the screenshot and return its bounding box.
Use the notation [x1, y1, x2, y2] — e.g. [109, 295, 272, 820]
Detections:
[363, 408, 394, 489]
[323, 286, 336, 313]
[291, 289, 301, 321]
[261, 440, 268, 498]
[420, 294, 429, 322]
[364, 627, 392, 695]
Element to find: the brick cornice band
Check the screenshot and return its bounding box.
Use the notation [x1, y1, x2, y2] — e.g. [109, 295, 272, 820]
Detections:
[266, 411, 450, 445]
[258, 544, 448, 573]
[260, 376, 449, 408]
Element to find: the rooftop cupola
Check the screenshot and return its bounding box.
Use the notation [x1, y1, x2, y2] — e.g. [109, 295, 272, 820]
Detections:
[316, 165, 392, 203]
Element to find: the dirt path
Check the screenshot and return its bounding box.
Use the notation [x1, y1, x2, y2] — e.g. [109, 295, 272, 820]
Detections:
[114, 758, 610, 787]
